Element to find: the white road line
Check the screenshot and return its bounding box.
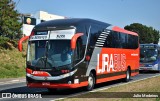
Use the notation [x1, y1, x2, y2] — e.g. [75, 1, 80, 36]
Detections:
[0, 79, 25, 85]
[11, 80, 19, 82]
[52, 74, 160, 101]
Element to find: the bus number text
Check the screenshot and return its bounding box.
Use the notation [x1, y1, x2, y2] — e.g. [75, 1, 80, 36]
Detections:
[56, 35, 65, 39]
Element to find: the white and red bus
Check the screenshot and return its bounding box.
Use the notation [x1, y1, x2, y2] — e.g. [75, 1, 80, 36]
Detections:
[18, 18, 139, 91]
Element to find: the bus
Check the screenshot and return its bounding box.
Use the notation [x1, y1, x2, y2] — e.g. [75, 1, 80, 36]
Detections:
[140, 44, 160, 72]
[18, 18, 139, 91]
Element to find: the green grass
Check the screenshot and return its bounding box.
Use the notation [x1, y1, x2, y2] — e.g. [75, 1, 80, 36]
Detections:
[61, 76, 160, 101]
[0, 41, 27, 78]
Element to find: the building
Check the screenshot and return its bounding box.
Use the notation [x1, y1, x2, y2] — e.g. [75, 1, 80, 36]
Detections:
[35, 11, 65, 21]
[23, 11, 66, 36]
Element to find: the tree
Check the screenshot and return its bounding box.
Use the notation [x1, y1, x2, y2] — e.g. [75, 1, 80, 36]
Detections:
[0, 0, 22, 40]
[124, 23, 160, 44]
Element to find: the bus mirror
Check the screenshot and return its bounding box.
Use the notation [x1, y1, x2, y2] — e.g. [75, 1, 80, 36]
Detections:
[71, 33, 84, 50]
[18, 36, 29, 52]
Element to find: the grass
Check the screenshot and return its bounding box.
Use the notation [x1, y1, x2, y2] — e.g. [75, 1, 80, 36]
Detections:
[61, 75, 160, 101]
[0, 41, 27, 78]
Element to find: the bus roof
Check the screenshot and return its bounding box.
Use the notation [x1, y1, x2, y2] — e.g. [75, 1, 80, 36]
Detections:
[33, 18, 138, 36]
[112, 26, 138, 36]
[34, 18, 111, 30]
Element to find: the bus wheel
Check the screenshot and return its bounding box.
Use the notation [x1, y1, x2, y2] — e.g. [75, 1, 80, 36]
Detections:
[86, 72, 95, 91]
[124, 68, 131, 82]
[47, 88, 57, 92]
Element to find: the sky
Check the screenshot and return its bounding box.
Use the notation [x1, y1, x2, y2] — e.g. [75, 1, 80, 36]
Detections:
[13, 0, 160, 31]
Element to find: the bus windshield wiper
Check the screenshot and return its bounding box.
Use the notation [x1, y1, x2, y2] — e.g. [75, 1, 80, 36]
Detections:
[44, 30, 58, 70]
[44, 41, 49, 68]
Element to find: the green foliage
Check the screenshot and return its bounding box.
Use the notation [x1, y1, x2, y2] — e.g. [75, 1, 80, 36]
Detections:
[0, 36, 9, 49]
[0, 0, 22, 40]
[0, 36, 9, 45]
[0, 36, 18, 50]
[124, 23, 160, 44]
[0, 42, 27, 78]
[0, 64, 25, 78]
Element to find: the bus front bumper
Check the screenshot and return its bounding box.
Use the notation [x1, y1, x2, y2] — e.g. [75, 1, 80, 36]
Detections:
[139, 64, 158, 71]
[27, 81, 88, 88]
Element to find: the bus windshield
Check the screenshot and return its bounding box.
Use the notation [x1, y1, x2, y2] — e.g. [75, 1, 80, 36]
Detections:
[140, 48, 158, 63]
[27, 40, 72, 68]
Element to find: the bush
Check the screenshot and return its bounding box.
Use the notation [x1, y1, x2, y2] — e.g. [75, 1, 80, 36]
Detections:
[0, 36, 18, 49]
[8, 40, 18, 48]
[0, 36, 9, 44]
[0, 36, 9, 49]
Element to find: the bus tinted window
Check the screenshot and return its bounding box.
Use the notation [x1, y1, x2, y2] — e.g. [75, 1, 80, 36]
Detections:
[103, 30, 112, 47]
[104, 31, 138, 49]
[90, 25, 105, 47]
[128, 34, 138, 49]
[120, 32, 128, 48]
[75, 38, 83, 61]
[112, 31, 121, 48]
[90, 26, 99, 47]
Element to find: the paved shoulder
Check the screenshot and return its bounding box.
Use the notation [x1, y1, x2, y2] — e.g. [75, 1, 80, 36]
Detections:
[0, 77, 26, 86]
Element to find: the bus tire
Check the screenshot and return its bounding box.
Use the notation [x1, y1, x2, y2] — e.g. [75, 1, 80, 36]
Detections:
[124, 68, 131, 82]
[47, 88, 57, 92]
[86, 72, 95, 91]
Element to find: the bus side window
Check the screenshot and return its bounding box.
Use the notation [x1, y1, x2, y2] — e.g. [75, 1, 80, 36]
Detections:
[89, 25, 99, 47]
[119, 32, 128, 48]
[103, 30, 112, 48]
[112, 31, 120, 48]
[75, 38, 83, 61]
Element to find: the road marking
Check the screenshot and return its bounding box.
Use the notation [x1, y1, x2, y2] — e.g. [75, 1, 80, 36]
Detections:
[52, 74, 160, 101]
[11, 80, 19, 82]
[0, 79, 25, 85]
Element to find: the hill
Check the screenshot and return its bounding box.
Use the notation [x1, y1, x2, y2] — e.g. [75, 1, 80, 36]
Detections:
[0, 41, 27, 78]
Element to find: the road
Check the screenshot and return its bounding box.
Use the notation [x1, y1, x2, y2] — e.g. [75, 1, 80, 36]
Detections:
[0, 72, 160, 101]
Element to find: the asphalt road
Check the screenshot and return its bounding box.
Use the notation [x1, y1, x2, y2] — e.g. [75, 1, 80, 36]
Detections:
[0, 72, 160, 101]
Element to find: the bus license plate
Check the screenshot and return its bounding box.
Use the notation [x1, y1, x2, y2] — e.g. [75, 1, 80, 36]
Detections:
[42, 82, 50, 85]
[142, 68, 152, 70]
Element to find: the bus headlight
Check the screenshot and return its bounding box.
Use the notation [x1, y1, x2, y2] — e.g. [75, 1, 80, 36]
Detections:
[68, 81, 72, 84]
[153, 64, 158, 69]
[74, 79, 79, 84]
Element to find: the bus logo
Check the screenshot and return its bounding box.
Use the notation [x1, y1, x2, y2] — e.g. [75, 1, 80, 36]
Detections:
[97, 54, 126, 73]
[56, 35, 65, 38]
[44, 77, 48, 80]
